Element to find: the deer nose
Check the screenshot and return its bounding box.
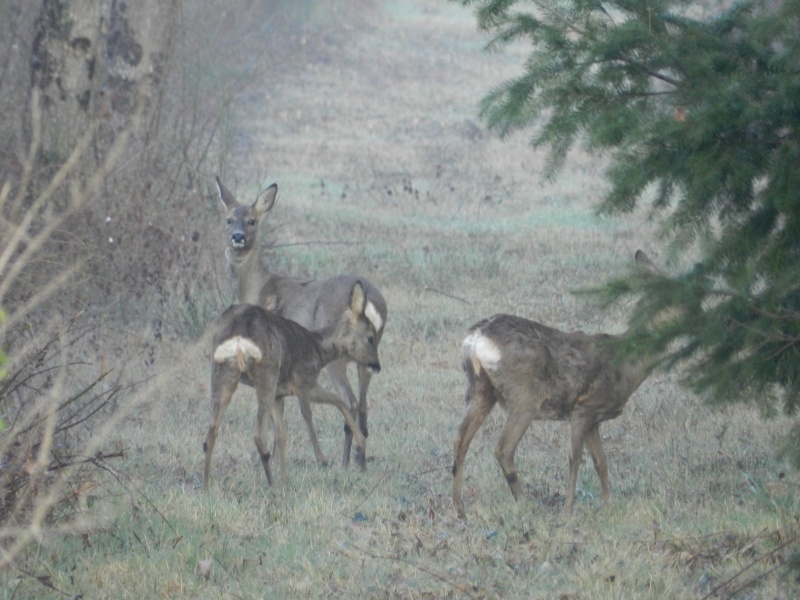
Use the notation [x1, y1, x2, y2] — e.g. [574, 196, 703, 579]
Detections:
[231, 232, 246, 246]
[369, 362, 381, 374]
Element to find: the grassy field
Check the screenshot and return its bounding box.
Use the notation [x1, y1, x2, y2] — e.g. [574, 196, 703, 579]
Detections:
[4, 1, 799, 598]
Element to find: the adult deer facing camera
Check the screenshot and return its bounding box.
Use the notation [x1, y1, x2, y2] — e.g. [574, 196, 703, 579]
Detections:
[203, 282, 381, 490]
[216, 177, 387, 469]
[452, 251, 663, 516]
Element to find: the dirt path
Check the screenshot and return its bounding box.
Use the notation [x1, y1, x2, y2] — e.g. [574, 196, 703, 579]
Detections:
[224, 0, 654, 336]
[233, 0, 534, 197]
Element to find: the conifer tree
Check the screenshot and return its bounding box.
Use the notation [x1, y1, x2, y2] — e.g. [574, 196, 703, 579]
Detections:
[456, 1, 800, 465]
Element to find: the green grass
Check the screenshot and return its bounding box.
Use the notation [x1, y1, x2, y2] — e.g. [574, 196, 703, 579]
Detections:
[7, 190, 796, 597]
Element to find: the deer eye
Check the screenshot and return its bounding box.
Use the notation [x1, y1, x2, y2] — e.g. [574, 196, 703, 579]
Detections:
[225, 218, 233, 225]
[247, 219, 256, 226]
[367, 335, 374, 345]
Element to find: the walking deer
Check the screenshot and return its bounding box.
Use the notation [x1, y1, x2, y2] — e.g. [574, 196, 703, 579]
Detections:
[215, 177, 387, 469]
[452, 251, 664, 516]
[202, 281, 381, 490]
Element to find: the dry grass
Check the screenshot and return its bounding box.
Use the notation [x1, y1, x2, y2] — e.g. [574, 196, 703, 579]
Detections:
[2, 0, 798, 598]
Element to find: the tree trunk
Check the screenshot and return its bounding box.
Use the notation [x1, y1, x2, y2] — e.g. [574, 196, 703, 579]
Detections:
[30, 0, 179, 172]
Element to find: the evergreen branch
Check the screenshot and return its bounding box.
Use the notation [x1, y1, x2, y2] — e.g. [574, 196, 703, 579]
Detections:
[643, 68, 681, 87]
[529, 0, 588, 37]
[458, 0, 800, 482]
[763, 339, 799, 362]
[528, 0, 618, 37]
[594, 52, 682, 88]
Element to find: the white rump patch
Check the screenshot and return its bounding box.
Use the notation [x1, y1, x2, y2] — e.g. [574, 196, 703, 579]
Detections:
[462, 330, 502, 372]
[214, 336, 262, 364]
[364, 301, 384, 332]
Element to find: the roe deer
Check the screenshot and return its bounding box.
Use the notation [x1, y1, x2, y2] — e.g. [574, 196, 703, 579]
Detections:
[202, 281, 381, 491]
[452, 251, 663, 516]
[215, 177, 388, 469]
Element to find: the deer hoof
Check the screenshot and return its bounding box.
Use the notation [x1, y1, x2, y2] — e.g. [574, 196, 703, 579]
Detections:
[354, 446, 367, 471]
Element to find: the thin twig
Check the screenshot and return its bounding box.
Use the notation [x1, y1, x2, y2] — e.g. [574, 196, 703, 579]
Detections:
[725, 559, 785, 599]
[411, 465, 452, 478]
[268, 240, 361, 249]
[14, 566, 74, 597]
[700, 528, 800, 600]
[423, 285, 470, 304]
[47, 450, 125, 472]
[344, 541, 485, 599]
[92, 458, 178, 536]
[348, 466, 389, 515]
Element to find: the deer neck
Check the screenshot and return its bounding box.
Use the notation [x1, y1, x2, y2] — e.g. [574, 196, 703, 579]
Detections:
[617, 329, 660, 383]
[226, 246, 270, 305]
[314, 326, 346, 366]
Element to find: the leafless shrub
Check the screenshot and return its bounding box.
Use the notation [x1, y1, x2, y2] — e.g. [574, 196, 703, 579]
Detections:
[0, 0, 379, 572]
[0, 85, 144, 565]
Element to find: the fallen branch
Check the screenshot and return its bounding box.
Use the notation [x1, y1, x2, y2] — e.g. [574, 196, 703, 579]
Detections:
[423, 285, 469, 304]
[343, 541, 486, 599]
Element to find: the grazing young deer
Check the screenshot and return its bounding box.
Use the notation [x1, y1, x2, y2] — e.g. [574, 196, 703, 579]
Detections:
[202, 281, 381, 491]
[452, 251, 663, 516]
[215, 177, 387, 469]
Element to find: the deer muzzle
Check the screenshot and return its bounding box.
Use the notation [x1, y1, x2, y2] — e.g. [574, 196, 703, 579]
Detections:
[231, 232, 246, 248]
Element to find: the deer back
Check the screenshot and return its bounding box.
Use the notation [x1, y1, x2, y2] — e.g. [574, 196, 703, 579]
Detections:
[251, 277, 384, 369]
[288, 275, 386, 333]
[464, 314, 649, 422]
[213, 304, 326, 396]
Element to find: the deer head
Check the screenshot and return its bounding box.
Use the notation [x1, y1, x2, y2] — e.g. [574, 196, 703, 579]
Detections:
[216, 176, 277, 260]
[331, 281, 381, 373]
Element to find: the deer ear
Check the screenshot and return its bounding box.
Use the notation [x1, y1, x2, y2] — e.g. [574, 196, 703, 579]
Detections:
[254, 184, 277, 215]
[634, 250, 661, 275]
[216, 176, 237, 209]
[349, 281, 366, 317]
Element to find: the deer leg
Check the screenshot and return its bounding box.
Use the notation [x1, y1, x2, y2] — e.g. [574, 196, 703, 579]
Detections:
[203, 366, 240, 491]
[356, 363, 373, 440]
[566, 418, 595, 515]
[297, 396, 328, 467]
[452, 379, 496, 518]
[494, 411, 535, 504]
[253, 397, 274, 487]
[584, 424, 610, 505]
[253, 376, 281, 487]
[324, 358, 361, 469]
[271, 397, 287, 485]
[303, 382, 366, 467]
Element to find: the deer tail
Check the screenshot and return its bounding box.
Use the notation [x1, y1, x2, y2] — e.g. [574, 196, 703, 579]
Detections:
[461, 328, 502, 395]
[214, 335, 263, 372]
